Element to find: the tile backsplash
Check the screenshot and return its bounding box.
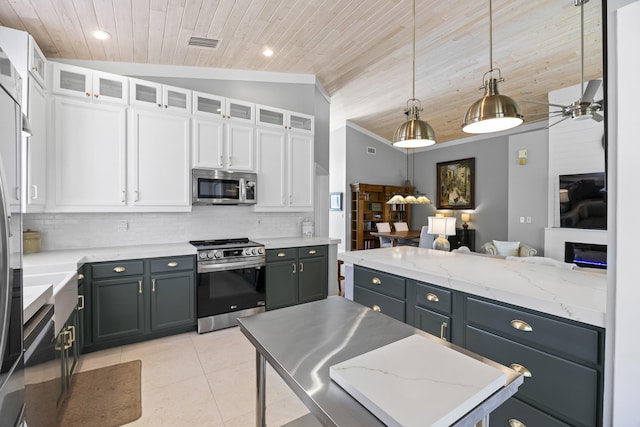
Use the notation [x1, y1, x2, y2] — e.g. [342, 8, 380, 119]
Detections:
[24, 207, 313, 251]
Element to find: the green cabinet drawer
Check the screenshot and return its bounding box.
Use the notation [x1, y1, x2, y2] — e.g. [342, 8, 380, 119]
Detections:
[92, 260, 144, 279]
[414, 281, 451, 315]
[466, 326, 598, 427]
[466, 297, 600, 364]
[492, 397, 572, 427]
[354, 266, 405, 300]
[354, 285, 405, 322]
[298, 245, 327, 258]
[150, 256, 195, 273]
[266, 248, 297, 262]
[414, 306, 450, 341]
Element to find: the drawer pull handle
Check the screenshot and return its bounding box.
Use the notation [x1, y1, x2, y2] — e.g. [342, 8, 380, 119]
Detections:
[114, 266, 126, 273]
[138, 280, 143, 294]
[292, 263, 297, 273]
[278, 252, 286, 257]
[371, 277, 381, 285]
[152, 278, 156, 292]
[510, 319, 533, 332]
[77, 295, 85, 310]
[77, 273, 85, 280]
[309, 249, 317, 254]
[508, 419, 526, 427]
[510, 363, 532, 378]
[167, 261, 178, 267]
[426, 293, 439, 302]
[299, 262, 304, 273]
[440, 322, 448, 341]
[372, 304, 381, 312]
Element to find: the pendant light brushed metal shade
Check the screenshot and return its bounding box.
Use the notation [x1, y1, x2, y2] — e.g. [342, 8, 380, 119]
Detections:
[462, 78, 523, 133]
[393, 105, 437, 148]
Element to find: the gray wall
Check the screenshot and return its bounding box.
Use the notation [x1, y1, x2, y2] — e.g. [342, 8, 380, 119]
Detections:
[508, 129, 549, 254]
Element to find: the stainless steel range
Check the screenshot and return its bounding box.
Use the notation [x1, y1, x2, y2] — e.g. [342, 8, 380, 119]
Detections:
[190, 238, 266, 333]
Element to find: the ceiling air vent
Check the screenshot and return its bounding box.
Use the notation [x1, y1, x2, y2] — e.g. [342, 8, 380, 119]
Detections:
[366, 147, 376, 155]
[188, 36, 219, 48]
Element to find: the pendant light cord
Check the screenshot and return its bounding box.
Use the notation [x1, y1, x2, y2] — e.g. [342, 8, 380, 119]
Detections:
[580, 0, 585, 98]
[489, 0, 493, 72]
[411, 0, 416, 100]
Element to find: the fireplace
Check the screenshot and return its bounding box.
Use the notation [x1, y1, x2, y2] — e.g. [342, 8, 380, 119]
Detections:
[565, 242, 607, 269]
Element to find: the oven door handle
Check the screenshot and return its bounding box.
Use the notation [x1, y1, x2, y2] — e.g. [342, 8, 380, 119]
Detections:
[197, 259, 265, 273]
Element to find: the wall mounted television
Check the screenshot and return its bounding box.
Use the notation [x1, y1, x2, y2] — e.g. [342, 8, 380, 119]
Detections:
[559, 172, 607, 230]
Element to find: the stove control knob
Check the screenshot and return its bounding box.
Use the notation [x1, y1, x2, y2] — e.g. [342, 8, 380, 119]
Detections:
[214, 251, 223, 259]
[252, 248, 258, 255]
[244, 248, 252, 256]
[199, 252, 207, 260]
[258, 247, 265, 255]
[206, 251, 214, 259]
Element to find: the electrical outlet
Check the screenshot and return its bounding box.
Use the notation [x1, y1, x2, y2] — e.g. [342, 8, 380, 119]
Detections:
[117, 220, 129, 232]
[519, 217, 525, 224]
[526, 217, 532, 224]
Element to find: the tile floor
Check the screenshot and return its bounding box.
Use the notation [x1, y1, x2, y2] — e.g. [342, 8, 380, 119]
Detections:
[75, 327, 309, 427]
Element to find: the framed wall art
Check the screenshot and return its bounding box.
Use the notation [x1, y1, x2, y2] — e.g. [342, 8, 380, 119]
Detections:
[436, 158, 475, 209]
[330, 192, 343, 211]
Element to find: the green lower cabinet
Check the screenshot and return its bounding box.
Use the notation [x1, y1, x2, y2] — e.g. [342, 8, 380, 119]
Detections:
[150, 272, 195, 331]
[413, 306, 451, 341]
[93, 276, 145, 343]
[266, 245, 328, 310]
[491, 396, 572, 427]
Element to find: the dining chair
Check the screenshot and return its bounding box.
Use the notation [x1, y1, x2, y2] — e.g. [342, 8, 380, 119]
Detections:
[418, 225, 434, 248]
[375, 222, 393, 248]
[394, 222, 409, 231]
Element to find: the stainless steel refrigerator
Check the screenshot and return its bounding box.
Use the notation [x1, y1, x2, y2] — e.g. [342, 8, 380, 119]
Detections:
[0, 46, 25, 427]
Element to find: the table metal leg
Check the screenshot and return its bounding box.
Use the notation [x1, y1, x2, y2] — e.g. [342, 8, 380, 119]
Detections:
[256, 350, 266, 427]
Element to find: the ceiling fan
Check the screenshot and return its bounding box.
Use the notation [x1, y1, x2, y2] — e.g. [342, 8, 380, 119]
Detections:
[526, 0, 604, 127]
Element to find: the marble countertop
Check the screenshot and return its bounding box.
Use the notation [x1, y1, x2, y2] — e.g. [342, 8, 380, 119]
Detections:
[255, 236, 340, 249]
[23, 284, 53, 324]
[338, 247, 607, 328]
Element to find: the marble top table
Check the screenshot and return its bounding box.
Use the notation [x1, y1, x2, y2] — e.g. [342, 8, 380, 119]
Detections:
[238, 296, 522, 426]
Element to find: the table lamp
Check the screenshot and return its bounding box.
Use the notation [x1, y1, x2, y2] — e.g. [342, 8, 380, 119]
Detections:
[461, 213, 470, 229]
[427, 216, 456, 251]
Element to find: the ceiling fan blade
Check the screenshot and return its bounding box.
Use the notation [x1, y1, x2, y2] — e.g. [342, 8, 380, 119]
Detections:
[548, 116, 570, 128]
[592, 112, 604, 122]
[522, 100, 567, 108]
[582, 79, 601, 103]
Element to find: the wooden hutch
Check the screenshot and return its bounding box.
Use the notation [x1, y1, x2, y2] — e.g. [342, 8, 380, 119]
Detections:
[350, 183, 414, 250]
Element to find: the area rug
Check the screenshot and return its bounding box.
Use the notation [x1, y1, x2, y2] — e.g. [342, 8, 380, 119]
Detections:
[25, 359, 142, 427]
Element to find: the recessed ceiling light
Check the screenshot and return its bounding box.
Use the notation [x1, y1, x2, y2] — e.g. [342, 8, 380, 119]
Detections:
[92, 30, 112, 40]
[262, 48, 274, 57]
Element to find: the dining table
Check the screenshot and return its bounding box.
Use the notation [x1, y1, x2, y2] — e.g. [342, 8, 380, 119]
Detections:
[370, 230, 421, 246]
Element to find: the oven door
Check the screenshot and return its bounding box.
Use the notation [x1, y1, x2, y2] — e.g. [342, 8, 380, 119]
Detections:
[197, 265, 265, 318]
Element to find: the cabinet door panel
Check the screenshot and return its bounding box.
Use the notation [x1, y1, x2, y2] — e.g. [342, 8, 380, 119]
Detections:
[226, 124, 254, 171]
[288, 133, 313, 208]
[354, 286, 405, 322]
[414, 306, 450, 341]
[130, 110, 190, 207]
[53, 98, 126, 207]
[298, 255, 327, 304]
[492, 397, 572, 427]
[26, 77, 47, 209]
[193, 119, 224, 169]
[265, 261, 297, 310]
[93, 71, 128, 104]
[93, 278, 145, 343]
[150, 272, 195, 331]
[256, 129, 286, 207]
[466, 326, 598, 427]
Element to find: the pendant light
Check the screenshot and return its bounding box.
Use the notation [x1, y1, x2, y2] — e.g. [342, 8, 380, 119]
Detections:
[462, 0, 523, 134]
[386, 150, 432, 205]
[392, 0, 437, 148]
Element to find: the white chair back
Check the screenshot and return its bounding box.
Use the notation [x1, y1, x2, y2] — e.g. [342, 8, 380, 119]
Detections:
[376, 222, 391, 232]
[394, 222, 409, 231]
[418, 225, 434, 248]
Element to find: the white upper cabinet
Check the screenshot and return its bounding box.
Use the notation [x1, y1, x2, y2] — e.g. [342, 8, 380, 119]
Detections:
[192, 91, 255, 171]
[256, 104, 314, 134]
[25, 77, 47, 211]
[51, 62, 128, 104]
[130, 78, 191, 114]
[193, 91, 254, 123]
[28, 36, 46, 87]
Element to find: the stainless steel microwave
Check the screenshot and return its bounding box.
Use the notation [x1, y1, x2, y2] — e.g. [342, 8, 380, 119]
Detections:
[192, 169, 257, 205]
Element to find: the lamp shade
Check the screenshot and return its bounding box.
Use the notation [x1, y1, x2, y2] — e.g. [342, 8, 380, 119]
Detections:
[461, 213, 470, 223]
[559, 189, 570, 203]
[462, 79, 523, 134]
[392, 117, 437, 148]
[427, 216, 456, 236]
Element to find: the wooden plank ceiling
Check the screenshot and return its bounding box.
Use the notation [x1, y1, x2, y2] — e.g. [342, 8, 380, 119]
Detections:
[0, 0, 602, 143]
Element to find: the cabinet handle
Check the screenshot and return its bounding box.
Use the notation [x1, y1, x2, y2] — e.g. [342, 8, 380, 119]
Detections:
[292, 263, 297, 273]
[113, 266, 126, 273]
[86, 92, 91, 97]
[372, 304, 381, 312]
[138, 280, 143, 294]
[219, 155, 224, 166]
[94, 93, 99, 98]
[277, 252, 286, 257]
[63, 331, 73, 350]
[508, 419, 526, 427]
[158, 103, 162, 108]
[54, 333, 64, 351]
[121, 190, 126, 202]
[371, 277, 381, 285]
[308, 249, 317, 254]
[67, 325, 76, 344]
[510, 319, 533, 332]
[152, 278, 156, 292]
[77, 295, 85, 310]
[440, 322, 448, 341]
[134, 190, 140, 202]
[509, 363, 532, 378]
[299, 262, 304, 273]
[426, 293, 439, 302]
[167, 261, 178, 267]
[164, 104, 168, 108]
[31, 184, 38, 200]
[77, 273, 85, 280]
[228, 155, 232, 166]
